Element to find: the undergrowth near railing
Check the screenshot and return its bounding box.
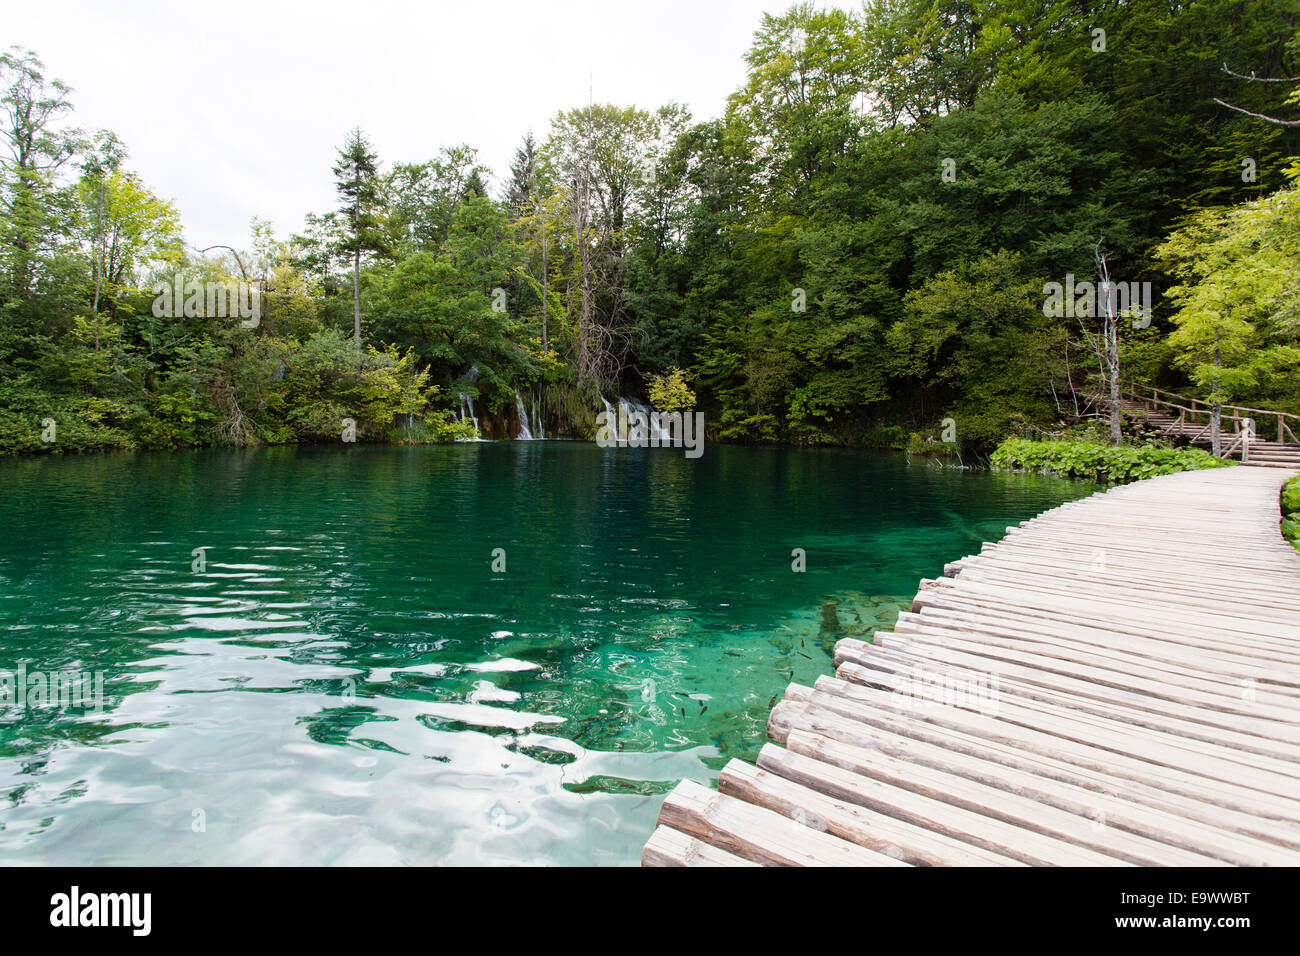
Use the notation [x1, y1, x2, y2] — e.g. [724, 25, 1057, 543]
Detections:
[990, 439, 1232, 484]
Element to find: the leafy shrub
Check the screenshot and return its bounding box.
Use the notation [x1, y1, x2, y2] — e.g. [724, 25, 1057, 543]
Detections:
[907, 431, 957, 458]
[1282, 476, 1300, 552]
[858, 424, 908, 450]
[991, 439, 1232, 484]
[647, 367, 696, 413]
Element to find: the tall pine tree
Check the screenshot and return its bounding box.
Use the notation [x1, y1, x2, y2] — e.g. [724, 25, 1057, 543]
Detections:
[332, 128, 384, 360]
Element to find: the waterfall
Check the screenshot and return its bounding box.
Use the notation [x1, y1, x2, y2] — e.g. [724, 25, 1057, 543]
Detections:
[622, 397, 671, 444]
[643, 400, 672, 444]
[601, 396, 620, 442]
[617, 398, 640, 443]
[531, 388, 545, 439]
[599, 396, 670, 445]
[457, 394, 482, 441]
[514, 391, 535, 440]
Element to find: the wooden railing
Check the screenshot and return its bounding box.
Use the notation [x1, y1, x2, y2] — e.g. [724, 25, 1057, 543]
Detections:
[1118, 380, 1300, 455]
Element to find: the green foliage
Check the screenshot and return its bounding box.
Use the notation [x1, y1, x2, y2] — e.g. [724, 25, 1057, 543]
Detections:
[1156, 165, 1300, 413]
[1281, 476, 1300, 551]
[646, 367, 695, 412]
[991, 439, 1233, 484]
[889, 250, 1060, 445]
[907, 431, 957, 458]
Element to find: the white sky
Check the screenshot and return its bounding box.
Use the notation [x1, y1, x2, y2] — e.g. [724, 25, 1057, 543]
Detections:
[5, 0, 803, 250]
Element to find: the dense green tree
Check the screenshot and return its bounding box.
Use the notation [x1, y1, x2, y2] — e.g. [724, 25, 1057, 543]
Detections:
[1157, 169, 1300, 446]
[332, 128, 385, 359]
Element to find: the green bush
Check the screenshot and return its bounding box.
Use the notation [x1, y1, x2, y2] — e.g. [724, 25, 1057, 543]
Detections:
[907, 431, 958, 458]
[858, 424, 908, 449]
[1282, 476, 1300, 552]
[990, 439, 1233, 484]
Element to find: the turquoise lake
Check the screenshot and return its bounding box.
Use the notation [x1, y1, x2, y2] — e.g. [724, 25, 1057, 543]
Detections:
[0, 443, 1093, 865]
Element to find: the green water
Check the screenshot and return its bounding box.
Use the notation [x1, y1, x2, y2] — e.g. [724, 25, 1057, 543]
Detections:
[0, 443, 1092, 865]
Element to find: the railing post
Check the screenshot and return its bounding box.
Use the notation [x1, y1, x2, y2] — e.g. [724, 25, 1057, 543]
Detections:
[1280, 413, 1285, 444]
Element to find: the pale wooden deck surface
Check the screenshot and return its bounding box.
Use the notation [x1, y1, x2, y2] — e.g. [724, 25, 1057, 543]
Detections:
[642, 466, 1300, 866]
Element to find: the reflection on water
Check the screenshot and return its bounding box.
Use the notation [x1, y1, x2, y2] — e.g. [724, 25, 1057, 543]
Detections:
[0, 444, 1093, 864]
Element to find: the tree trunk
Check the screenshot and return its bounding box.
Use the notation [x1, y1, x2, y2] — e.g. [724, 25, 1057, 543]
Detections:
[541, 215, 548, 357]
[1210, 333, 1222, 457]
[353, 246, 361, 372]
[92, 179, 104, 351]
[576, 172, 593, 385]
[1106, 291, 1121, 446]
[1108, 352, 1121, 445]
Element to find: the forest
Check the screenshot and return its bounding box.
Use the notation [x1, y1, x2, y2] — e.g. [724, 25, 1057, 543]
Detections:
[2, 0, 1298, 456]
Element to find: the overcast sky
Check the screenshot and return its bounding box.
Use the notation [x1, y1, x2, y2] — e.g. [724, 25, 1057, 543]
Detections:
[5, 0, 801, 250]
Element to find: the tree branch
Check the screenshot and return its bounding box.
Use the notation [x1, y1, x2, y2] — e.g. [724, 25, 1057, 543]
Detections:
[1222, 62, 1300, 83]
[1212, 97, 1300, 127]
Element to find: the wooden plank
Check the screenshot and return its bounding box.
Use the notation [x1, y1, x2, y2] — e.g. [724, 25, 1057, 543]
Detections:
[770, 694, 1300, 826]
[768, 701, 1300, 849]
[912, 586, 1300, 662]
[841, 643, 1300, 770]
[913, 577, 1300, 643]
[806, 676, 1300, 806]
[895, 607, 1300, 689]
[842, 637, 1300, 755]
[717, 758, 1024, 866]
[772, 728, 1300, 866]
[641, 825, 761, 867]
[878, 621, 1300, 711]
[754, 744, 1155, 865]
[912, 588, 1300, 666]
[654, 779, 907, 867]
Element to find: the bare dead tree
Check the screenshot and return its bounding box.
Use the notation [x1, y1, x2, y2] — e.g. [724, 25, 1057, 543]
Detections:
[1214, 62, 1300, 126]
[1076, 241, 1122, 445]
[561, 107, 647, 389]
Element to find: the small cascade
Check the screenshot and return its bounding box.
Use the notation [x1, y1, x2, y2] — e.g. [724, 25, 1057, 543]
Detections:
[599, 396, 671, 445]
[531, 388, 545, 440]
[617, 397, 640, 443]
[514, 391, 535, 440]
[618, 397, 671, 444]
[457, 394, 483, 441]
[601, 396, 620, 441]
[636, 398, 672, 444]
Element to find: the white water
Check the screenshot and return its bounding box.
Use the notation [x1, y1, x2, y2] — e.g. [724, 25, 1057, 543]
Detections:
[514, 391, 535, 441]
[621, 397, 672, 444]
[599, 396, 672, 444]
[457, 394, 483, 441]
[531, 389, 545, 440]
[513, 389, 547, 440]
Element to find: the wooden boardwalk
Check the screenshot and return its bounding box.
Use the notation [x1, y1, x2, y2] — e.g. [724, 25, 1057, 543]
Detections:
[642, 466, 1300, 866]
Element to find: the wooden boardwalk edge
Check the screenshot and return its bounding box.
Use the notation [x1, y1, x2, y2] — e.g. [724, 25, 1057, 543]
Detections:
[642, 466, 1300, 867]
